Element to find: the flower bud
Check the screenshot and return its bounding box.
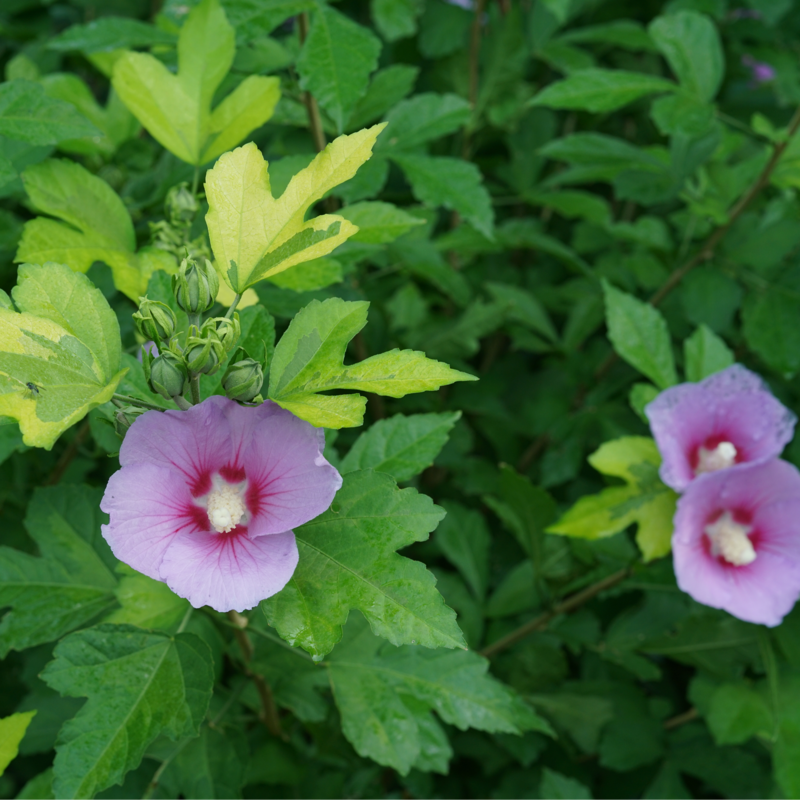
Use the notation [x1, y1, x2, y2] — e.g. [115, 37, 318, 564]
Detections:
[185, 329, 225, 375]
[222, 358, 264, 402]
[149, 352, 188, 400]
[206, 314, 241, 353]
[165, 183, 199, 225]
[114, 405, 147, 437]
[133, 298, 177, 343]
[172, 256, 219, 314]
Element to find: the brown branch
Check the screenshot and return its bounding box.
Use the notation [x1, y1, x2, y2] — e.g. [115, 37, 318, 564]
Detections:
[663, 707, 698, 730]
[480, 567, 631, 658]
[45, 420, 91, 485]
[594, 105, 800, 384]
[463, 0, 488, 161]
[227, 611, 285, 739]
[517, 433, 550, 473]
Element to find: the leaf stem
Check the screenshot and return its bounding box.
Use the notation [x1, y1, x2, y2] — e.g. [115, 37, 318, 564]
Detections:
[479, 567, 631, 658]
[225, 294, 242, 319]
[191, 165, 201, 196]
[226, 610, 286, 739]
[111, 393, 168, 412]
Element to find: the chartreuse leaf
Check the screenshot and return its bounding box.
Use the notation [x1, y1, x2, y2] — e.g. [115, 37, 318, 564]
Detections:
[16, 160, 174, 300]
[296, 3, 382, 133]
[325, 614, 551, 774]
[0, 80, 100, 145]
[603, 280, 677, 390]
[340, 411, 461, 481]
[529, 68, 676, 113]
[41, 624, 213, 799]
[684, 325, 734, 382]
[261, 469, 466, 659]
[0, 485, 117, 657]
[547, 437, 677, 561]
[0, 263, 126, 449]
[205, 127, 385, 293]
[268, 298, 475, 429]
[338, 201, 425, 243]
[111, 0, 280, 165]
[0, 711, 37, 776]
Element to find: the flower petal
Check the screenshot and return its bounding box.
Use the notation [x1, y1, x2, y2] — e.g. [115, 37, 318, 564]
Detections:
[119, 400, 234, 495]
[100, 463, 205, 579]
[158, 530, 298, 612]
[243, 404, 342, 535]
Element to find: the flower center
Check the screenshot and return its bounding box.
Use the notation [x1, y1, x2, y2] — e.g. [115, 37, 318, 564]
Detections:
[705, 510, 756, 566]
[206, 481, 247, 533]
[695, 441, 737, 475]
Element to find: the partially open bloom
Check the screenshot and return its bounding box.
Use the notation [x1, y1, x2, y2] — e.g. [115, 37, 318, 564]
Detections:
[645, 364, 795, 492]
[101, 397, 342, 612]
[673, 460, 800, 626]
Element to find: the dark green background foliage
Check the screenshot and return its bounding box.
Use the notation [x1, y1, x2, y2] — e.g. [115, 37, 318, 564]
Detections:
[3, 0, 800, 798]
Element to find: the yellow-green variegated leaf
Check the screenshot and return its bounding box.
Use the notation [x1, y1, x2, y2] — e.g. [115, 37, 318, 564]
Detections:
[205, 125, 386, 292]
[0, 263, 126, 449]
[268, 298, 476, 429]
[547, 436, 676, 561]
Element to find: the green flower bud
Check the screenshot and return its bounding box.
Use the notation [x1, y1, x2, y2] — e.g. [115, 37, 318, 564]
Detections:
[185, 329, 225, 375]
[222, 358, 264, 402]
[204, 314, 241, 353]
[149, 351, 187, 400]
[165, 183, 199, 225]
[172, 256, 220, 314]
[133, 297, 177, 343]
[114, 405, 146, 437]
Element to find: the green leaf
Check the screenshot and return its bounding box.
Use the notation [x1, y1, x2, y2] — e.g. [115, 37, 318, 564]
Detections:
[742, 288, 800, 378]
[48, 17, 176, 53]
[436, 501, 491, 602]
[371, 0, 423, 41]
[268, 298, 475, 428]
[41, 624, 213, 799]
[261, 469, 466, 659]
[205, 127, 384, 292]
[157, 726, 248, 800]
[325, 614, 550, 774]
[0, 80, 100, 145]
[340, 411, 460, 482]
[267, 256, 342, 292]
[603, 280, 678, 389]
[346, 64, 419, 130]
[103, 566, 190, 633]
[485, 281, 559, 342]
[112, 0, 278, 164]
[648, 11, 724, 102]
[548, 436, 677, 562]
[377, 93, 471, 152]
[684, 325, 734, 382]
[558, 20, 656, 51]
[529, 68, 676, 113]
[0, 263, 126, 449]
[0, 485, 117, 657]
[0, 711, 37, 776]
[706, 683, 773, 746]
[15, 159, 157, 301]
[338, 201, 425, 243]
[539, 768, 593, 799]
[391, 154, 494, 239]
[296, 3, 382, 133]
[540, 132, 666, 175]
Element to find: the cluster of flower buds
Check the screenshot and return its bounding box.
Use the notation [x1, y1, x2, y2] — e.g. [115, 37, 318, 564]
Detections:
[112, 404, 148, 436]
[133, 255, 265, 405]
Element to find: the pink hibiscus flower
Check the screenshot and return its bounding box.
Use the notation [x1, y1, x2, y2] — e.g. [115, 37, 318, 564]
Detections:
[101, 396, 342, 612]
[645, 364, 796, 492]
[673, 459, 800, 626]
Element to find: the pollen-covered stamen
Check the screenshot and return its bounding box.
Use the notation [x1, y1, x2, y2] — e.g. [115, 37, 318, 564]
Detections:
[705, 510, 756, 566]
[695, 441, 737, 475]
[205, 480, 248, 533]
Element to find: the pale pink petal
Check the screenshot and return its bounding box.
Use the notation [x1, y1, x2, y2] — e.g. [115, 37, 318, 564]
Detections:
[242, 405, 341, 536]
[158, 530, 298, 612]
[119, 401, 234, 496]
[100, 464, 207, 579]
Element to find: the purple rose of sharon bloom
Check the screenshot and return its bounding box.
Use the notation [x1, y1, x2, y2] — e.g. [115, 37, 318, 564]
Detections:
[645, 364, 796, 492]
[101, 396, 342, 612]
[673, 460, 800, 626]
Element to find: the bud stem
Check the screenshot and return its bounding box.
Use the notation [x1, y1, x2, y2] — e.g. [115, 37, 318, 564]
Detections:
[173, 395, 193, 411]
[188, 312, 201, 331]
[225, 293, 242, 319]
[189, 374, 201, 405]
